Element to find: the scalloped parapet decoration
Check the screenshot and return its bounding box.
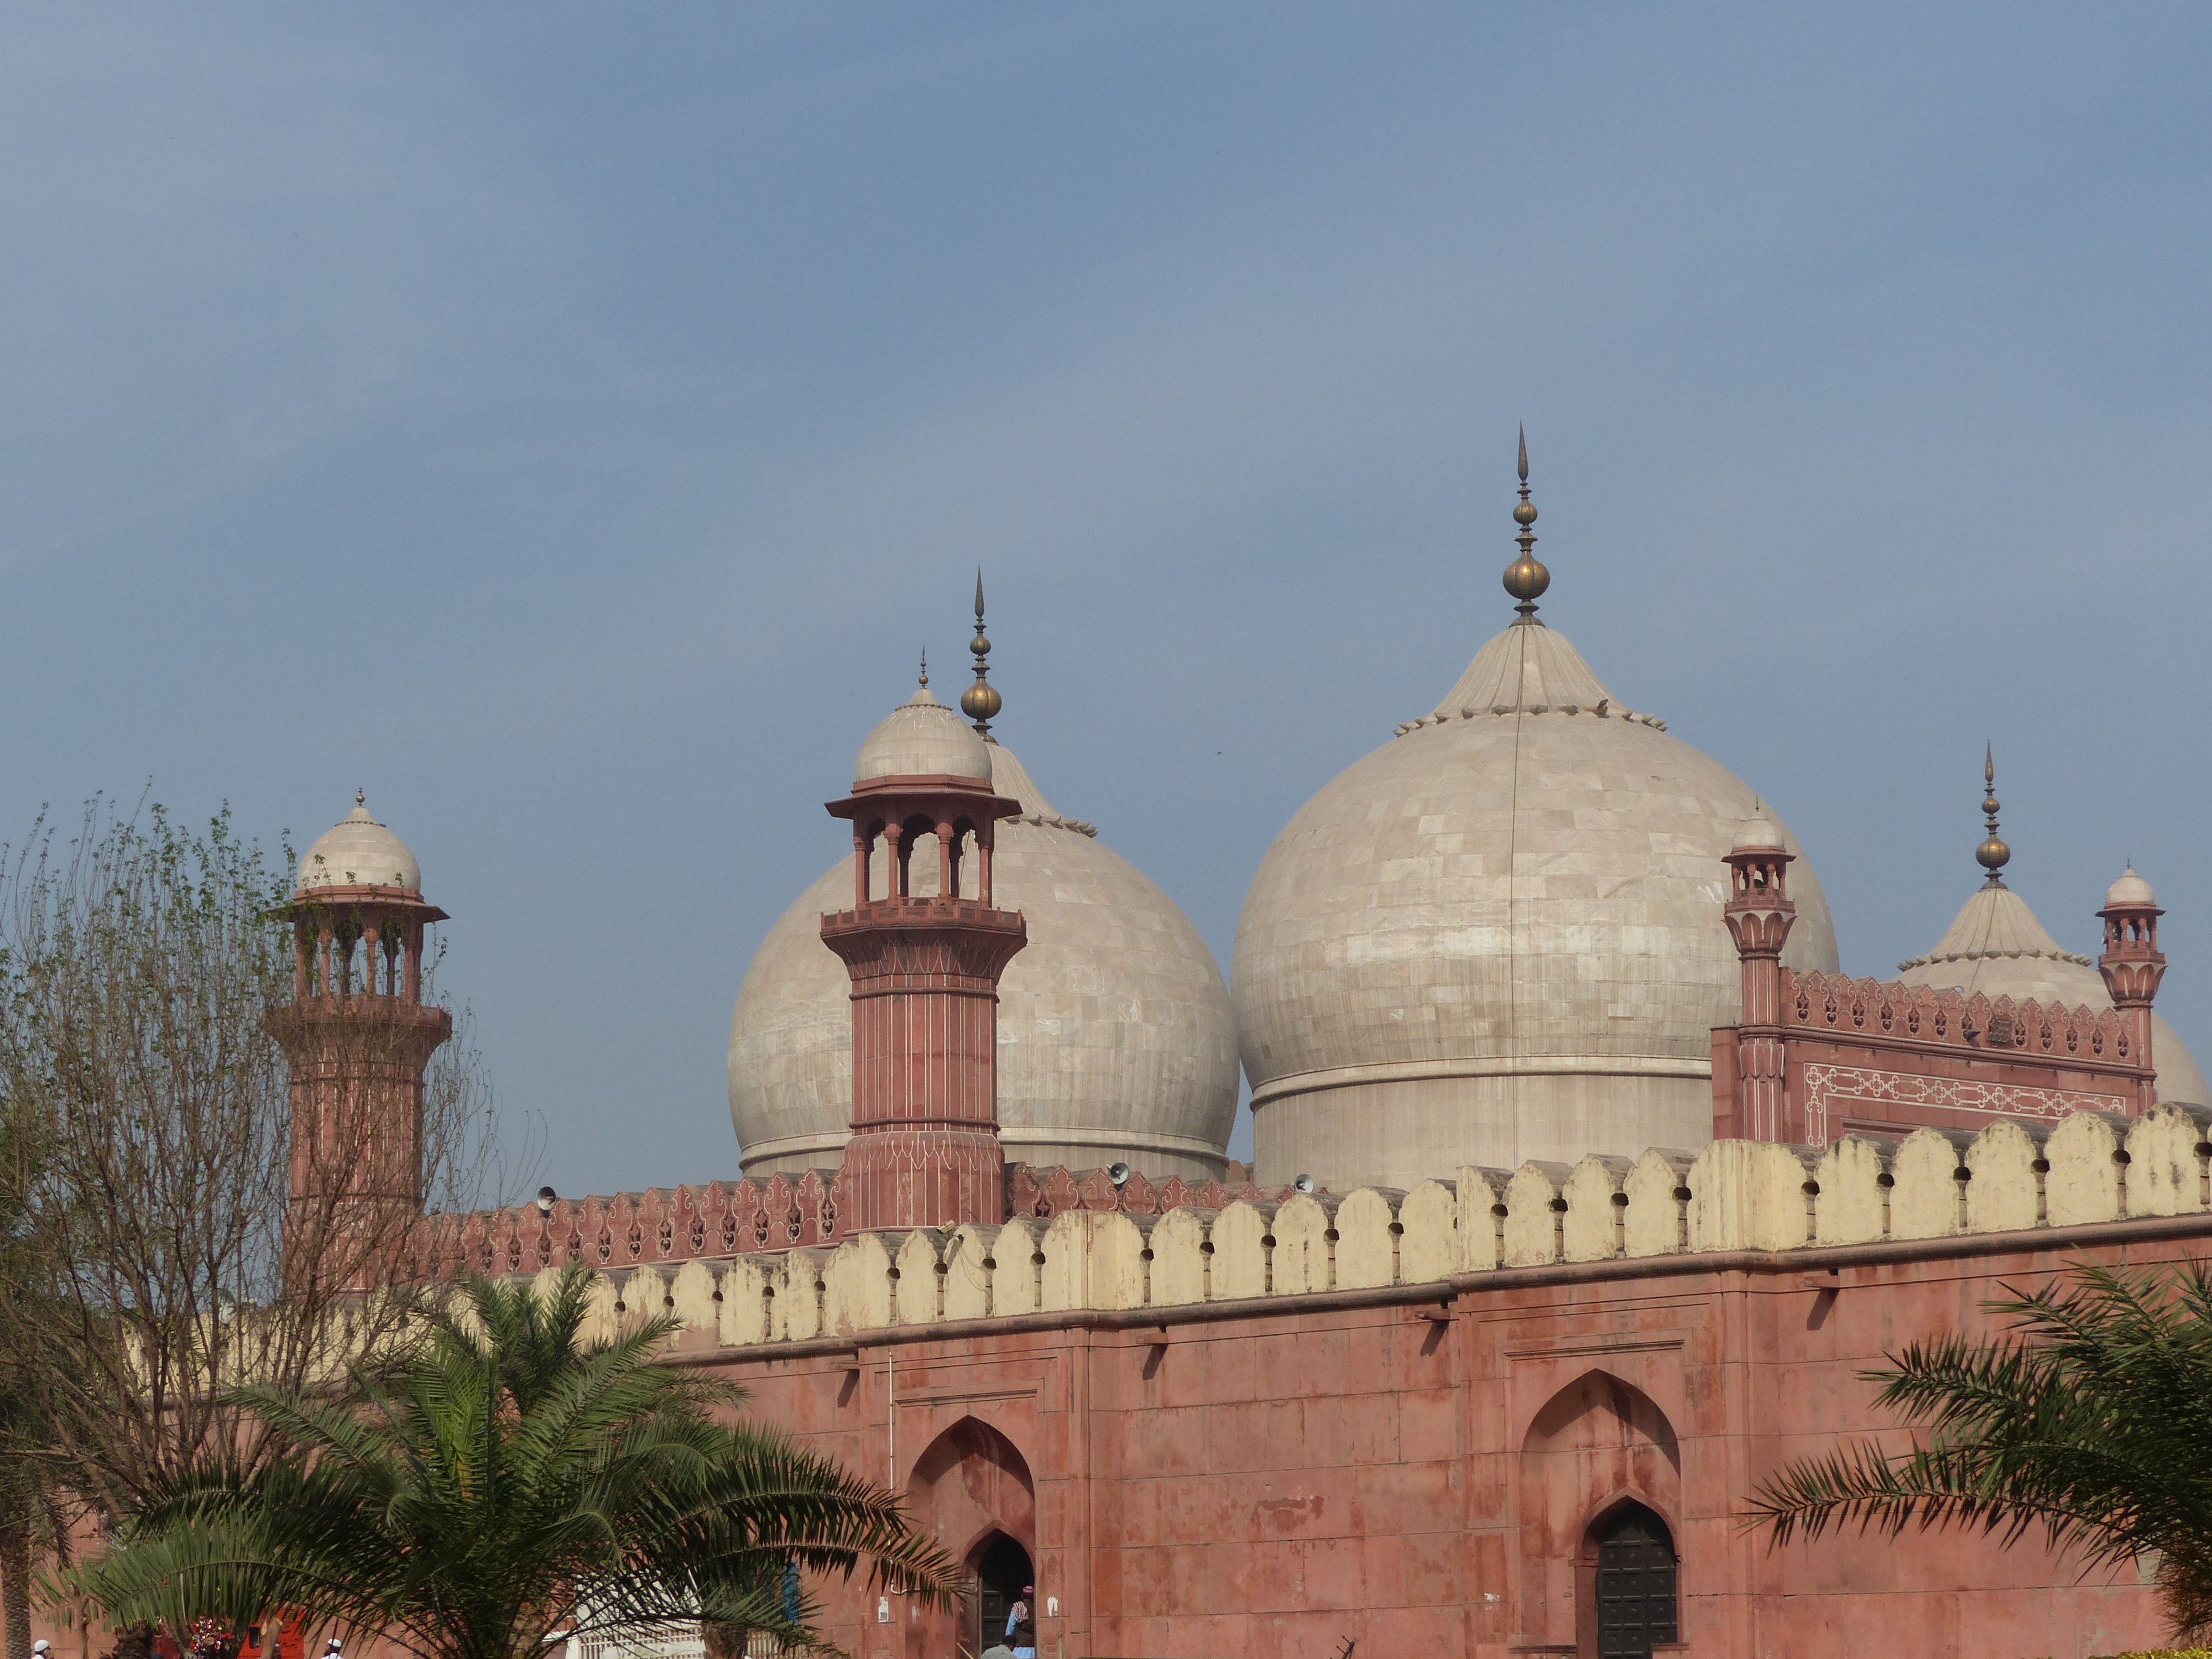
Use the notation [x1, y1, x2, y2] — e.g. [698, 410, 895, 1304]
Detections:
[424, 1107, 2212, 1353]
[1781, 969, 2131, 1062]
[413, 1164, 1324, 1281]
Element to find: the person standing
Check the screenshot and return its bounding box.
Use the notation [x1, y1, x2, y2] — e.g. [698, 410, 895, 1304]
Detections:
[1005, 1585, 1036, 1659]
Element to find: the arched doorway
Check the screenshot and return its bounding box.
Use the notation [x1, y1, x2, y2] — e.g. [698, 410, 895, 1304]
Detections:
[1591, 1501, 1677, 1658]
[971, 1531, 1033, 1655]
[1516, 1369, 1682, 1650]
[904, 1418, 1036, 1659]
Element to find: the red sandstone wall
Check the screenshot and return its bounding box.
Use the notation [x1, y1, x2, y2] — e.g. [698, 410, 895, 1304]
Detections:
[703, 1228, 2193, 1659]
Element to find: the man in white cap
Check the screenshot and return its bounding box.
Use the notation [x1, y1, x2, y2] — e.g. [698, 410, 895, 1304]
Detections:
[323, 1642, 341, 1658]
[32, 1642, 51, 1658]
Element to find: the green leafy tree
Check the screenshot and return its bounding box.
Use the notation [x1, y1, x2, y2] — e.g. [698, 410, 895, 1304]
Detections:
[65, 1265, 955, 1659]
[1750, 1260, 2212, 1642]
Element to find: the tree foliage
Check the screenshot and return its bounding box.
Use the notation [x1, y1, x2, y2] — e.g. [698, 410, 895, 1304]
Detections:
[1750, 1260, 2212, 1641]
[0, 1110, 70, 1659]
[65, 1267, 957, 1659]
[0, 797, 503, 1519]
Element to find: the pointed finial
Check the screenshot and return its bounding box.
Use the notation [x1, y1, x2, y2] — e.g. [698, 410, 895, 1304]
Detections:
[1501, 425, 1549, 622]
[918, 649, 928, 689]
[961, 568, 1002, 736]
[1976, 743, 2010, 884]
[356, 789, 366, 808]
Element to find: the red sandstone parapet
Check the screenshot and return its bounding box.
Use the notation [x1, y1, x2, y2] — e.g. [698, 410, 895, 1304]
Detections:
[1714, 969, 2153, 1145]
[418, 1164, 1324, 1279]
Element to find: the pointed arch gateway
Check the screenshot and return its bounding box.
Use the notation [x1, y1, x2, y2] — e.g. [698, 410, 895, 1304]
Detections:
[1516, 1369, 1683, 1658]
[904, 1418, 1037, 1659]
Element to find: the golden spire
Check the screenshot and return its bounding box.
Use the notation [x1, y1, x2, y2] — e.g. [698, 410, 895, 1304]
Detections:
[917, 649, 928, 690]
[1976, 743, 2011, 885]
[1501, 424, 1550, 623]
[960, 568, 1003, 737]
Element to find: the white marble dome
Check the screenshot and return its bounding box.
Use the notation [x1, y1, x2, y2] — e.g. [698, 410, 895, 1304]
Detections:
[1233, 617, 1840, 1191]
[729, 735, 1238, 1180]
[296, 795, 421, 895]
[2106, 867, 2156, 910]
[853, 683, 991, 783]
[1897, 875, 2208, 1108]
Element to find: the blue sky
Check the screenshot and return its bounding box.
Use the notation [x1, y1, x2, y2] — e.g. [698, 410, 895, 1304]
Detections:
[5, 6, 2210, 1195]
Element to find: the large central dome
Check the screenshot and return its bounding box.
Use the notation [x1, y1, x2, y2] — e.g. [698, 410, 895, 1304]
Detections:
[1233, 609, 1839, 1191]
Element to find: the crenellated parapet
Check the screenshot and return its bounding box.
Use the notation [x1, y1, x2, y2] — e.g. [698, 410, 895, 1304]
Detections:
[1780, 970, 2135, 1062]
[1715, 964, 2157, 1145]
[472, 1107, 2212, 1352]
[419, 1169, 842, 1280]
[418, 1163, 1324, 1280]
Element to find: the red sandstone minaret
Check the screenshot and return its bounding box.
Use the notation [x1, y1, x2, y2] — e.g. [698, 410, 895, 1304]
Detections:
[1722, 809, 1797, 1141]
[267, 794, 452, 1290]
[821, 665, 1027, 1232]
[2098, 864, 2165, 1111]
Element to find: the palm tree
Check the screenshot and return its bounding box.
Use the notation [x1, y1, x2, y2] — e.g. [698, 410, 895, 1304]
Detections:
[65, 1265, 956, 1659]
[1750, 1260, 2212, 1641]
[0, 1381, 72, 1659]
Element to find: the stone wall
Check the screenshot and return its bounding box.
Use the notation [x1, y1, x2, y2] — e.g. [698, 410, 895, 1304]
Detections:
[419, 1106, 2212, 1659]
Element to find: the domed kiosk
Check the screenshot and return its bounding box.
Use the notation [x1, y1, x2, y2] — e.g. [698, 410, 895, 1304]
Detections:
[730, 592, 1239, 1181]
[1233, 446, 1840, 1190]
[299, 792, 422, 894]
[1895, 755, 2209, 1108]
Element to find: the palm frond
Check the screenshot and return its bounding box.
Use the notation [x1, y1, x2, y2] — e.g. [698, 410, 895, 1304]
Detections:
[71, 1262, 943, 1659]
[1750, 1256, 2212, 1642]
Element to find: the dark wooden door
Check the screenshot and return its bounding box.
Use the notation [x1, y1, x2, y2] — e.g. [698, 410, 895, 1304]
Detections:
[971, 1533, 1032, 1653]
[1594, 1503, 1678, 1658]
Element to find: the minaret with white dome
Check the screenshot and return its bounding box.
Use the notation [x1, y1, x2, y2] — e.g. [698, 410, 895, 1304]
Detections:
[1232, 439, 1840, 1190]
[729, 584, 1238, 1182]
[820, 667, 1027, 1230]
[268, 794, 452, 1288]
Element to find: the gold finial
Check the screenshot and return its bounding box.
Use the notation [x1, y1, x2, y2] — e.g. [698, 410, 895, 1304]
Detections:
[1502, 423, 1550, 622]
[960, 568, 1002, 736]
[918, 649, 928, 690]
[356, 789, 366, 808]
[1976, 742, 2011, 884]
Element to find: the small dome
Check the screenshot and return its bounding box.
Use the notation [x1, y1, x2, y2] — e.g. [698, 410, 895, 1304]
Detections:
[853, 685, 992, 784]
[1733, 812, 1786, 853]
[296, 795, 420, 894]
[2105, 866, 2157, 910]
[1898, 879, 2208, 1109]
